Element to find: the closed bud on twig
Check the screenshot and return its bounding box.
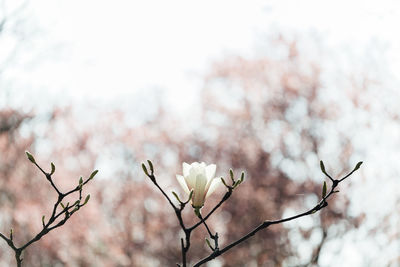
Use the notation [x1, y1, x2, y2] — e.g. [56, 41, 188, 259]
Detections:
[354, 161, 363, 171]
[25, 151, 36, 164]
[319, 160, 334, 181]
[42, 215, 46, 227]
[233, 180, 241, 188]
[322, 181, 327, 198]
[89, 170, 98, 180]
[205, 238, 214, 251]
[142, 163, 149, 176]
[9, 229, 13, 240]
[60, 202, 65, 209]
[83, 194, 90, 205]
[79, 177, 83, 189]
[220, 177, 228, 188]
[320, 160, 325, 173]
[50, 162, 56, 175]
[229, 169, 234, 183]
[147, 160, 154, 174]
[240, 171, 245, 182]
[172, 191, 182, 203]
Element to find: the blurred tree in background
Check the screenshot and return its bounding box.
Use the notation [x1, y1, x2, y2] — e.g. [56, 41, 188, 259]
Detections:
[0, 37, 369, 266]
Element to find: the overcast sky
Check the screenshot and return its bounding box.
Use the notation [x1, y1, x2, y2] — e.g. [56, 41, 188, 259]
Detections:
[2, 0, 400, 115]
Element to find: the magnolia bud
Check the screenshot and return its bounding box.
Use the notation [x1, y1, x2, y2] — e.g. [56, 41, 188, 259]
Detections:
[25, 151, 36, 164]
[221, 177, 228, 188]
[322, 181, 327, 198]
[205, 238, 213, 251]
[172, 191, 182, 203]
[320, 160, 325, 173]
[354, 161, 363, 171]
[79, 177, 83, 189]
[83, 194, 90, 205]
[147, 160, 154, 174]
[142, 163, 149, 176]
[50, 162, 56, 175]
[89, 170, 98, 180]
[229, 169, 234, 183]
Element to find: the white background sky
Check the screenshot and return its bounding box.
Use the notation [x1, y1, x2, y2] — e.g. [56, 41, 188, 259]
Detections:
[2, 0, 400, 114]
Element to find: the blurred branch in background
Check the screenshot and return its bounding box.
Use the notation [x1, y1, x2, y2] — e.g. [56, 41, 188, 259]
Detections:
[0, 0, 29, 76]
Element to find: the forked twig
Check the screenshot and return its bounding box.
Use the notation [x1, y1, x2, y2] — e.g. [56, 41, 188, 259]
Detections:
[0, 152, 97, 267]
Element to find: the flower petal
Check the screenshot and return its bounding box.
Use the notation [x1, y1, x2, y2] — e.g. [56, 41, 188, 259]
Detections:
[192, 174, 207, 207]
[205, 164, 216, 182]
[187, 167, 198, 189]
[205, 177, 222, 199]
[192, 162, 200, 169]
[176, 175, 190, 195]
[183, 162, 191, 177]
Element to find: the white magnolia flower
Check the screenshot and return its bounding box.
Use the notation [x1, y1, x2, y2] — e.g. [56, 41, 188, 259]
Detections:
[176, 162, 221, 208]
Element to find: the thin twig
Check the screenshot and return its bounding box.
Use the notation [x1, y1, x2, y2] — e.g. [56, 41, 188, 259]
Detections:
[143, 161, 243, 267]
[192, 162, 362, 266]
[0, 153, 96, 266]
[143, 165, 191, 266]
[188, 190, 232, 231]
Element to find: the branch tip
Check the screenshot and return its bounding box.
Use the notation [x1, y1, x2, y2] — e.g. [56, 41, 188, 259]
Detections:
[83, 194, 91, 205]
[147, 160, 154, 174]
[322, 181, 327, 198]
[205, 238, 214, 251]
[89, 169, 98, 180]
[220, 177, 228, 188]
[229, 169, 234, 183]
[141, 163, 149, 176]
[172, 191, 182, 203]
[319, 160, 325, 172]
[25, 151, 35, 164]
[50, 162, 56, 175]
[354, 161, 363, 171]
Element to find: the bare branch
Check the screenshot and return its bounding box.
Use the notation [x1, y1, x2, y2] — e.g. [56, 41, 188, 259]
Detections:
[0, 152, 96, 266]
[192, 161, 362, 266]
